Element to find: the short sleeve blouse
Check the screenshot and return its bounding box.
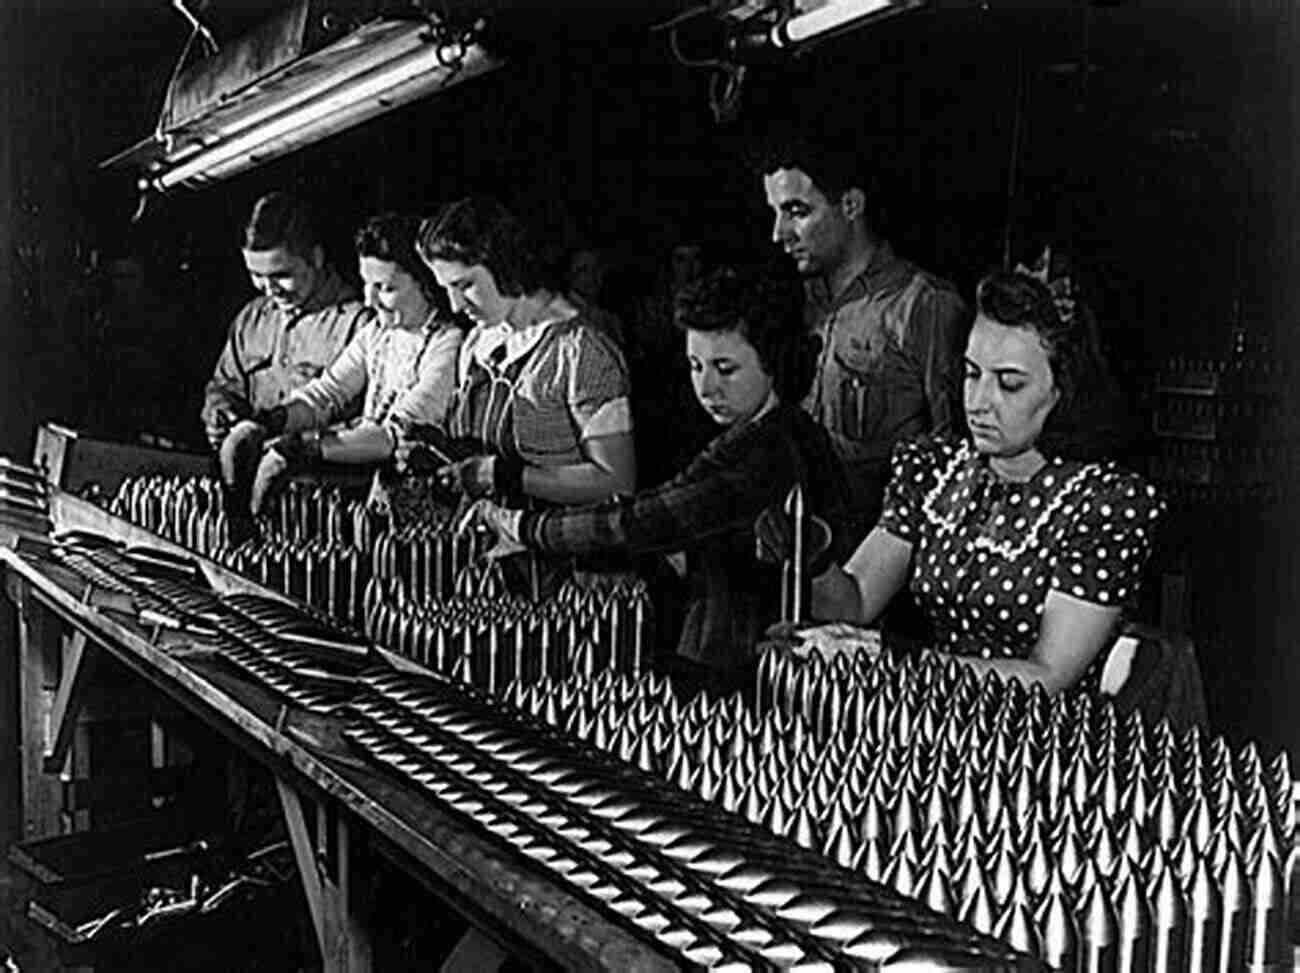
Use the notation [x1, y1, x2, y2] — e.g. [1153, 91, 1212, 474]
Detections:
[878, 437, 1164, 664]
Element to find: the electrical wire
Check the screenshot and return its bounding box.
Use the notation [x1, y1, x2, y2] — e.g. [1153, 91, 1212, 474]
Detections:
[649, 3, 718, 34]
[171, 0, 218, 57]
[155, 24, 200, 142]
[664, 12, 751, 123]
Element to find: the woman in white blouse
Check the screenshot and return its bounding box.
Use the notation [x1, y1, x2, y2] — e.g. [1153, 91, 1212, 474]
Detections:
[250, 213, 463, 521]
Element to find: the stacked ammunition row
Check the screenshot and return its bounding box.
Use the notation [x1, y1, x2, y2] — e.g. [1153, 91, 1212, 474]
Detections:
[111, 477, 381, 624]
[746, 646, 1293, 971]
[362, 570, 649, 695]
[344, 667, 1034, 972]
[110, 475, 652, 693]
[37, 532, 371, 712]
[1, 458, 51, 534]
[503, 651, 1294, 969]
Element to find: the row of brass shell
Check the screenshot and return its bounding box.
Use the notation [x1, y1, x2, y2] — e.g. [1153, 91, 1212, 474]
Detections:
[500, 655, 1295, 972]
[0, 457, 51, 534]
[112, 475, 382, 555]
[346, 668, 1035, 972]
[755, 647, 1293, 842]
[363, 574, 649, 695]
[111, 472, 653, 696]
[108, 473, 653, 708]
[44, 533, 371, 713]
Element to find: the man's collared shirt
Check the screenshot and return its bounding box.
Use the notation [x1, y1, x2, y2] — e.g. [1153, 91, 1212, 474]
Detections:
[803, 241, 968, 524]
[202, 267, 369, 424]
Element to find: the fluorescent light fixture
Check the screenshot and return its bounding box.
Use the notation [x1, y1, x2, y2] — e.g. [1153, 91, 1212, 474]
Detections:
[149, 35, 498, 191]
[164, 20, 434, 162]
[770, 0, 923, 48]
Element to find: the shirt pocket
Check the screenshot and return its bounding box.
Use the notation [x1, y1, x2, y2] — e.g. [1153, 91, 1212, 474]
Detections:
[831, 340, 894, 443]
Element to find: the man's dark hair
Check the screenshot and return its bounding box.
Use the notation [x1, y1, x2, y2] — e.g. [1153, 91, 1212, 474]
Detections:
[242, 191, 321, 257]
[354, 213, 448, 315]
[674, 264, 818, 403]
[748, 132, 866, 203]
[416, 196, 545, 298]
[975, 269, 1123, 461]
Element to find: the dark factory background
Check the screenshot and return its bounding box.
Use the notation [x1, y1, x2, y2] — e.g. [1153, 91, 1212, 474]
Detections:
[1, 0, 1299, 773]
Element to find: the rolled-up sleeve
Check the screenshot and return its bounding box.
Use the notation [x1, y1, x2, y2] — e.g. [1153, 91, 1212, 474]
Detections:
[287, 324, 371, 425]
[387, 326, 463, 431]
[524, 455, 777, 556]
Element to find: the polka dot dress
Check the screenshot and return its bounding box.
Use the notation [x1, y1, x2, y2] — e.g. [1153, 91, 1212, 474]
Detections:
[877, 438, 1165, 685]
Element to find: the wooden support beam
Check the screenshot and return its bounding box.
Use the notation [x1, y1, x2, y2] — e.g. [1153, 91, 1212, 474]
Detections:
[277, 779, 372, 973]
[10, 579, 64, 839]
[42, 629, 95, 773]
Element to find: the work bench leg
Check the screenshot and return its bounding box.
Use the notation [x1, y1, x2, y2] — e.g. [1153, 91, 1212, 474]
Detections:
[276, 779, 372, 973]
[10, 584, 65, 840]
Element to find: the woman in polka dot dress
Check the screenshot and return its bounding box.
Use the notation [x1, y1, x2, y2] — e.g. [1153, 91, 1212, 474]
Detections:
[803, 265, 1163, 695]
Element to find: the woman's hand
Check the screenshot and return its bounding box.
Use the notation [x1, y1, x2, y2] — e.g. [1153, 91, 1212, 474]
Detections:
[777, 621, 882, 662]
[394, 441, 437, 475]
[437, 455, 496, 498]
[456, 499, 527, 560]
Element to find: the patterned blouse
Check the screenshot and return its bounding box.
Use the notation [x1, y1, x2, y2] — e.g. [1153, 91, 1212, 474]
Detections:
[288, 316, 463, 434]
[451, 303, 632, 465]
[875, 438, 1164, 671]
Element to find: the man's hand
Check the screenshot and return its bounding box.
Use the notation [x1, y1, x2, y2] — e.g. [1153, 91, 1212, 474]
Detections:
[250, 449, 289, 516]
[765, 621, 881, 662]
[394, 441, 439, 476]
[456, 498, 527, 560]
[437, 455, 496, 498]
[219, 420, 268, 489]
[394, 424, 477, 474]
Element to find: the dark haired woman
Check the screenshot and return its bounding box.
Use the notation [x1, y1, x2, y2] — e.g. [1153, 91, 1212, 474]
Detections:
[249, 213, 463, 522]
[461, 265, 848, 676]
[790, 264, 1164, 695]
[410, 196, 636, 509]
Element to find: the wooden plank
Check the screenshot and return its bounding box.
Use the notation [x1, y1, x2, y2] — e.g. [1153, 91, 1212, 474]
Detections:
[14, 584, 64, 839]
[43, 629, 94, 773]
[276, 780, 372, 973]
[277, 779, 326, 950]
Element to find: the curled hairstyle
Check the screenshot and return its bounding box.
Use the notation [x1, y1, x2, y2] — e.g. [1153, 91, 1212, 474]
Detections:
[243, 191, 321, 257]
[975, 269, 1116, 460]
[674, 265, 819, 404]
[354, 213, 448, 315]
[416, 196, 545, 298]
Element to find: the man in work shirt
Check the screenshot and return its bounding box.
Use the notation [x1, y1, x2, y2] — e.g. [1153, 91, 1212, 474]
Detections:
[759, 137, 968, 538]
[202, 191, 369, 534]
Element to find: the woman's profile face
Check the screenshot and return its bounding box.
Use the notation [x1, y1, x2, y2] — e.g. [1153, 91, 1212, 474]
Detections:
[359, 256, 429, 329]
[686, 326, 773, 427]
[963, 314, 1060, 459]
[428, 257, 509, 326]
